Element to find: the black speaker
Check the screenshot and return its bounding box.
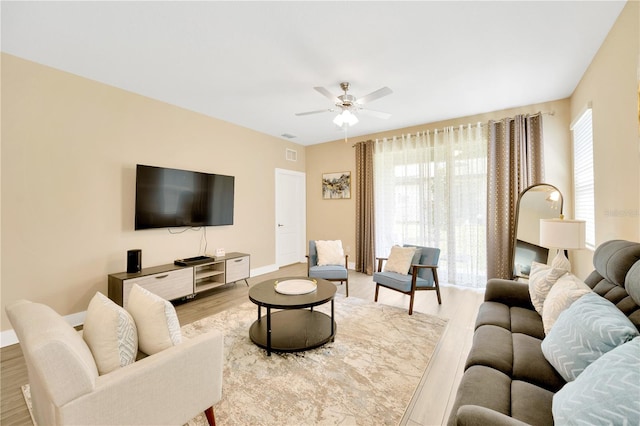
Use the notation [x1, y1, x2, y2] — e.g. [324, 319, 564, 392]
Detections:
[127, 249, 141, 273]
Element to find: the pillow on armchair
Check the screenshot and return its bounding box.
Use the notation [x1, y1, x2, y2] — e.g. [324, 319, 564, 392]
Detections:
[83, 292, 138, 375]
[383, 246, 417, 275]
[315, 240, 345, 266]
[126, 284, 182, 355]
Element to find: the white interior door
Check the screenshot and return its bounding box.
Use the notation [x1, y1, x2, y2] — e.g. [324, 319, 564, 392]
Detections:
[275, 169, 306, 267]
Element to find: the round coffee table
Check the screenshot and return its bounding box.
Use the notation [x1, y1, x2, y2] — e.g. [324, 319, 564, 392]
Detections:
[248, 277, 337, 356]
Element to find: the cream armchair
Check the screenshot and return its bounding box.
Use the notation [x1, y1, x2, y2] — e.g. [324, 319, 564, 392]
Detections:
[6, 299, 223, 426]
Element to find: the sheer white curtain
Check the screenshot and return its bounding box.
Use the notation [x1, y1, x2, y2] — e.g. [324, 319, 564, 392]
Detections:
[373, 124, 487, 288]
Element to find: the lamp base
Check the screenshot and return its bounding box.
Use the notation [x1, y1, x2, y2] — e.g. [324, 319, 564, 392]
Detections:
[551, 249, 571, 271]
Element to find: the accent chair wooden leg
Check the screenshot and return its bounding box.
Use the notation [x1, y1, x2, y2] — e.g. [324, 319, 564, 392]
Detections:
[408, 292, 415, 315]
[345, 279, 349, 297]
[205, 406, 216, 426]
[434, 273, 442, 304]
[374, 284, 380, 302]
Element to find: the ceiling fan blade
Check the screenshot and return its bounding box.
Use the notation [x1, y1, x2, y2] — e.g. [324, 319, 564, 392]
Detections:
[314, 86, 340, 103]
[358, 108, 391, 119]
[356, 86, 393, 105]
[295, 108, 334, 116]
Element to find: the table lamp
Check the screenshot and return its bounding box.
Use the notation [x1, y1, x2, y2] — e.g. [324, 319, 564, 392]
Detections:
[539, 216, 586, 271]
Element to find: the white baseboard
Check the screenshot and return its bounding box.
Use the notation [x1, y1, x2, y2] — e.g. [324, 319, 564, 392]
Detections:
[250, 264, 279, 277]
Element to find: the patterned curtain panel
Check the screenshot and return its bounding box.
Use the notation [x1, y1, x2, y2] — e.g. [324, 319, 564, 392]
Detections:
[487, 114, 545, 279]
[355, 140, 376, 275]
[373, 124, 487, 288]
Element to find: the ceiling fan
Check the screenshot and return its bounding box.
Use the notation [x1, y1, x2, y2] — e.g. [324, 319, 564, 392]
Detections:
[295, 82, 393, 128]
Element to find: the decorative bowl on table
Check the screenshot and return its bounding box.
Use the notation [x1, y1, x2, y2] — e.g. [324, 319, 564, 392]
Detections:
[274, 279, 317, 295]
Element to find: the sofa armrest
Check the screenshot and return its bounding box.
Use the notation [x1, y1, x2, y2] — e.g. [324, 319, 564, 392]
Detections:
[455, 405, 531, 426]
[59, 329, 224, 426]
[484, 279, 534, 309]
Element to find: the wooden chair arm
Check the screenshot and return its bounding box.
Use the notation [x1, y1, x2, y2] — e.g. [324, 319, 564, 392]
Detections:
[344, 254, 349, 269]
[375, 257, 388, 272]
[411, 264, 438, 269]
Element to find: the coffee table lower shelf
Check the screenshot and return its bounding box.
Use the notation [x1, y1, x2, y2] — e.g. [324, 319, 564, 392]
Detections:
[249, 309, 336, 354]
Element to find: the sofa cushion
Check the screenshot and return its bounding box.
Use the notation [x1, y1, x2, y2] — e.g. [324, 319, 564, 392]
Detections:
[82, 292, 138, 375]
[475, 301, 511, 331]
[315, 240, 345, 266]
[511, 333, 565, 392]
[529, 261, 568, 315]
[465, 325, 513, 375]
[451, 365, 512, 420]
[126, 284, 182, 355]
[510, 307, 545, 339]
[511, 380, 554, 426]
[552, 337, 640, 426]
[541, 274, 591, 334]
[541, 292, 639, 382]
[475, 303, 544, 340]
[383, 245, 416, 274]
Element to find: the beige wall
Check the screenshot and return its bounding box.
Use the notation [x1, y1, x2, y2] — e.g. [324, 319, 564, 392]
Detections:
[1, 54, 306, 331]
[306, 99, 573, 269]
[570, 0, 640, 278]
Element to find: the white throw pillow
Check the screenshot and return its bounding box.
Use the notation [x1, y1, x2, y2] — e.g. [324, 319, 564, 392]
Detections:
[126, 284, 182, 355]
[542, 274, 591, 334]
[528, 261, 568, 315]
[383, 246, 417, 275]
[83, 292, 138, 375]
[315, 240, 345, 266]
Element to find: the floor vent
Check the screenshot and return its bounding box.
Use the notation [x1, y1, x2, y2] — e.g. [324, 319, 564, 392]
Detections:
[286, 148, 298, 162]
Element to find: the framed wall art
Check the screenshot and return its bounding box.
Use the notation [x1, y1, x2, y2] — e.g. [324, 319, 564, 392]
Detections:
[322, 171, 351, 199]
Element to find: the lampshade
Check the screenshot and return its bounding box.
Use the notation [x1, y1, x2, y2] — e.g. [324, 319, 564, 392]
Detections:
[333, 110, 358, 127]
[539, 218, 586, 250]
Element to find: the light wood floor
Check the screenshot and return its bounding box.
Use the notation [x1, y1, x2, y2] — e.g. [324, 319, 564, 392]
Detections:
[0, 263, 483, 426]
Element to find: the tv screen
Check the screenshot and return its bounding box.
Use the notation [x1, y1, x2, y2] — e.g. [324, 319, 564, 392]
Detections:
[135, 164, 234, 230]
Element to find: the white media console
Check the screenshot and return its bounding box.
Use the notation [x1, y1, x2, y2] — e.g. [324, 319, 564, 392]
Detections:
[108, 252, 250, 307]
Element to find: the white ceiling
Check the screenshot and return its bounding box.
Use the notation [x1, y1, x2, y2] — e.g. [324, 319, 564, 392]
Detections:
[1, 1, 627, 146]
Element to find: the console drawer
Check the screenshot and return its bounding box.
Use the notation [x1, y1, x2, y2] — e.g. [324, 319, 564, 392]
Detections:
[226, 255, 250, 283]
[122, 268, 193, 307]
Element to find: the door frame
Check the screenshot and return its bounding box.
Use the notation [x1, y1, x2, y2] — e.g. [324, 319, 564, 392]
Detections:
[275, 168, 307, 267]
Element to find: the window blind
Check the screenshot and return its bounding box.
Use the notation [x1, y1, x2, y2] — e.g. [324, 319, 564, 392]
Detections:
[571, 108, 595, 249]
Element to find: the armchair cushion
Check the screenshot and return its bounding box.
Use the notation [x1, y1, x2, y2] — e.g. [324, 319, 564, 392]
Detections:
[373, 270, 433, 292]
[126, 284, 182, 355]
[309, 265, 348, 280]
[83, 292, 138, 375]
[383, 245, 417, 274]
[315, 240, 345, 266]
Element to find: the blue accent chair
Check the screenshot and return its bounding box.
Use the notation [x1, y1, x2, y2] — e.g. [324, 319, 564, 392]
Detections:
[373, 244, 441, 315]
[306, 240, 349, 297]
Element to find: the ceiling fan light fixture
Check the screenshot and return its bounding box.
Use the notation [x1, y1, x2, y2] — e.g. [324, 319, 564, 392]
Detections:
[333, 109, 358, 127]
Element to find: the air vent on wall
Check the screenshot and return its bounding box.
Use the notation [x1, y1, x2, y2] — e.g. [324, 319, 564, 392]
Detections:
[286, 148, 298, 162]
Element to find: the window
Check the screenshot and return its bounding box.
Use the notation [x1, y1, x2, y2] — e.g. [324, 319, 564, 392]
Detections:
[571, 107, 595, 249]
[373, 125, 487, 288]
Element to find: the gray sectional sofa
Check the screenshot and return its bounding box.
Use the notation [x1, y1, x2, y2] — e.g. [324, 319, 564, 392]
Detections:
[448, 239, 640, 425]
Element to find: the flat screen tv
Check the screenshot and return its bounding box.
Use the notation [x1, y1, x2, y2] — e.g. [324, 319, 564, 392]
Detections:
[135, 164, 234, 230]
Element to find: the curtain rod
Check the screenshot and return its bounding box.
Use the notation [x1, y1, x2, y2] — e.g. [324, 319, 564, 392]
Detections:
[352, 110, 555, 146]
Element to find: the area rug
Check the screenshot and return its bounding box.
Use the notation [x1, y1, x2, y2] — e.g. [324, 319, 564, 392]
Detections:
[22, 296, 447, 425]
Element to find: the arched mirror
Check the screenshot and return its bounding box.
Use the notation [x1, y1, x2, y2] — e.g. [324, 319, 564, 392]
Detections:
[512, 183, 563, 279]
